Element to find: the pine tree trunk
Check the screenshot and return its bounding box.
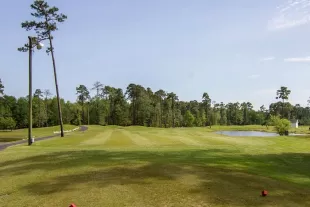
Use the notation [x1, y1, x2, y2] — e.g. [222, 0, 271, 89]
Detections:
[49, 35, 64, 137]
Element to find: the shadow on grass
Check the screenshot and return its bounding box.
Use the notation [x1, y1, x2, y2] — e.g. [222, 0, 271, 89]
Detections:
[1, 149, 310, 206]
[0, 149, 237, 175]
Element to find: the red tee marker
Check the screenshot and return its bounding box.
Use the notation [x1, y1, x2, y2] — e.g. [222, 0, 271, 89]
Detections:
[261, 190, 268, 197]
[69, 204, 77, 207]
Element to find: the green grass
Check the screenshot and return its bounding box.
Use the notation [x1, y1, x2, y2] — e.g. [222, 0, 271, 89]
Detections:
[1, 125, 310, 206]
[0, 125, 78, 143]
[207, 125, 310, 134]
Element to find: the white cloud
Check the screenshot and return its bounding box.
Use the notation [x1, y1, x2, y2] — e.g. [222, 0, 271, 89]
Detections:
[284, 56, 310, 62]
[268, 0, 310, 30]
[260, 57, 275, 61]
[248, 74, 260, 79]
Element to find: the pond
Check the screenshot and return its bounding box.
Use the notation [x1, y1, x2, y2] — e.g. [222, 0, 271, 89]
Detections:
[216, 131, 278, 137]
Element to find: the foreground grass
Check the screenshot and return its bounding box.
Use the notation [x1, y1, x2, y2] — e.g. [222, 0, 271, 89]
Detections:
[0, 125, 78, 143]
[1, 125, 310, 206]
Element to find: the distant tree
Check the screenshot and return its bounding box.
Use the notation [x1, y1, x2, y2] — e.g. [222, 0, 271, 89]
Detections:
[276, 86, 291, 103]
[200, 110, 207, 127]
[34, 89, 43, 99]
[91, 81, 106, 125]
[126, 84, 138, 125]
[76, 85, 90, 104]
[276, 86, 291, 118]
[184, 110, 195, 127]
[14, 97, 28, 128]
[0, 79, 4, 96]
[260, 105, 266, 112]
[219, 102, 227, 125]
[154, 89, 166, 127]
[89, 98, 109, 125]
[0, 117, 6, 130]
[43, 89, 52, 126]
[202, 92, 211, 126]
[113, 88, 130, 126]
[19, 0, 67, 137]
[241, 102, 253, 125]
[143, 87, 154, 127]
[92, 81, 103, 97]
[76, 85, 90, 124]
[226, 102, 243, 125]
[210, 102, 220, 126]
[167, 92, 178, 127]
[126, 84, 151, 126]
[43, 89, 52, 99]
[258, 105, 267, 125]
[33, 89, 46, 127]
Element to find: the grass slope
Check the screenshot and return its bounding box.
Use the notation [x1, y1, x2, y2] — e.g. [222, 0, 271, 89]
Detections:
[1, 125, 310, 206]
[0, 125, 78, 143]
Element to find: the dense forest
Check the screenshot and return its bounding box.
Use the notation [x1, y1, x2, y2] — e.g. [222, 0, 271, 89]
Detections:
[0, 78, 309, 130]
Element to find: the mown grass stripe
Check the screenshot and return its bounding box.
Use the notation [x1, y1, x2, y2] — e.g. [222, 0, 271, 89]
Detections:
[103, 130, 135, 148]
[137, 131, 187, 146]
[166, 135, 204, 146]
[81, 130, 113, 146]
[121, 130, 154, 147]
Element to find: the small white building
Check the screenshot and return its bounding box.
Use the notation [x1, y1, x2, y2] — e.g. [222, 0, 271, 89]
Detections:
[290, 119, 299, 128]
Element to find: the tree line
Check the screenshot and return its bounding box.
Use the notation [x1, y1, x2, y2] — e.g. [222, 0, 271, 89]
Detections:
[1, 79, 309, 130]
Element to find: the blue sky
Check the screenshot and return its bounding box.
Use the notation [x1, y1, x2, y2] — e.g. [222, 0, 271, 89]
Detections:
[1, 0, 310, 109]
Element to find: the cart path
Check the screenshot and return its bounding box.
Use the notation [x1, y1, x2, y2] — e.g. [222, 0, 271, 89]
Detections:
[0, 126, 88, 152]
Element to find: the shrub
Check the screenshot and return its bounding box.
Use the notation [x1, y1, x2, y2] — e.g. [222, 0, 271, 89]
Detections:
[270, 116, 290, 136]
[0, 117, 16, 131]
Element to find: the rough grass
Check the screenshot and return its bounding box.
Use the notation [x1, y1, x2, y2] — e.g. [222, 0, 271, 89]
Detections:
[0, 125, 78, 143]
[1, 125, 310, 206]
